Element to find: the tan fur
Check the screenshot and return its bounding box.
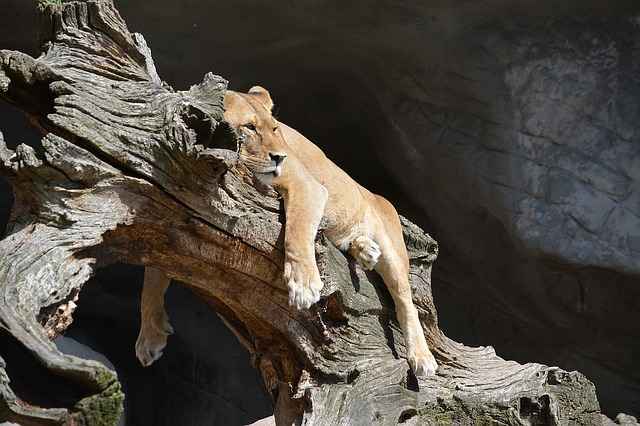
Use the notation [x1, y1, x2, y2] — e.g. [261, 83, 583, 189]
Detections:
[135, 267, 173, 367]
[136, 88, 438, 377]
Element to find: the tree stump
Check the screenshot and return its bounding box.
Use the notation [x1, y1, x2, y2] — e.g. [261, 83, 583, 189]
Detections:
[0, 1, 613, 424]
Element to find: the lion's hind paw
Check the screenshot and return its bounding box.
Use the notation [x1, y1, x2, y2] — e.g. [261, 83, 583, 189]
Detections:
[408, 348, 438, 377]
[349, 236, 381, 270]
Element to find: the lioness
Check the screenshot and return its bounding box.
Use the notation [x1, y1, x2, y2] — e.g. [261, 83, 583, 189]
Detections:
[136, 86, 438, 377]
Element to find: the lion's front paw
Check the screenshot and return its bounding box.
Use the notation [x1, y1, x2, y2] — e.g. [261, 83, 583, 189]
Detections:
[135, 313, 174, 367]
[407, 347, 438, 377]
[284, 258, 323, 310]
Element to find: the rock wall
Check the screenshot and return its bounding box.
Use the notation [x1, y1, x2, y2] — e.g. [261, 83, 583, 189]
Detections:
[1, 0, 638, 421]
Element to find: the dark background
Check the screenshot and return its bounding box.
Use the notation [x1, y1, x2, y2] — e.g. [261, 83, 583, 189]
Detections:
[1, 0, 640, 424]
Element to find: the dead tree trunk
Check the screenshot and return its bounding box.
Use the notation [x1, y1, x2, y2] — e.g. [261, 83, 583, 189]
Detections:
[0, 1, 613, 425]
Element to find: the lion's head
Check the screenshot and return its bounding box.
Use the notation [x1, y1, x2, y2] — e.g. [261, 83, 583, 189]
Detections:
[223, 86, 287, 179]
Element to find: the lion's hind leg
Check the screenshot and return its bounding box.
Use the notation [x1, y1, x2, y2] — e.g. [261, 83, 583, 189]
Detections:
[375, 249, 438, 377]
[349, 235, 381, 270]
[369, 194, 438, 377]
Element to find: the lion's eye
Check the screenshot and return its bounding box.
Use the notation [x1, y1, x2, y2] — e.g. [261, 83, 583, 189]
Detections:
[244, 123, 256, 131]
[273, 126, 278, 132]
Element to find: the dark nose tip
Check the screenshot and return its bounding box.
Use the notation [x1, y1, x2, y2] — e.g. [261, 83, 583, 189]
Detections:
[269, 152, 287, 166]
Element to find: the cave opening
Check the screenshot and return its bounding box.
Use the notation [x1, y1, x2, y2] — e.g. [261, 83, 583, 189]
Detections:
[61, 263, 273, 426]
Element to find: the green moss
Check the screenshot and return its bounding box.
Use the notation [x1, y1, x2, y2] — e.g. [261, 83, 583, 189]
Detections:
[71, 368, 125, 426]
[37, 0, 68, 11]
[93, 367, 117, 389]
[419, 397, 511, 426]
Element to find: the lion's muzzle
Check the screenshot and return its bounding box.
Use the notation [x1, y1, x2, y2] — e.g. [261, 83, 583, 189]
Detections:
[269, 152, 287, 177]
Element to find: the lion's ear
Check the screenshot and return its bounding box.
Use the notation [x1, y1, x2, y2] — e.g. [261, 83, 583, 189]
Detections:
[248, 85, 274, 111]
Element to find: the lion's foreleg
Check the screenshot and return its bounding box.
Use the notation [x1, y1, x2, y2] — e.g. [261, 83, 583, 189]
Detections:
[136, 267, 174, 367]
[275, 164, 328, 310]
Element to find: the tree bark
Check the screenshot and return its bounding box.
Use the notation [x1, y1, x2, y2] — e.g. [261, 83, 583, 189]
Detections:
[0, 1, 614, 425]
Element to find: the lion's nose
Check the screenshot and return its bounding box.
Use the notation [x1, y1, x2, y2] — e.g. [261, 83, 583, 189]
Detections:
[269, 152, 287, 166]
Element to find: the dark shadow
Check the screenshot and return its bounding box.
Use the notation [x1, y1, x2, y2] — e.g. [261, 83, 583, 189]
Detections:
[0, 331, 89, 409]
[62, 264, 273, 426]
[347, 257, 361, 293]
[0, 103, 43, 152]
[0, 177, 12, 238]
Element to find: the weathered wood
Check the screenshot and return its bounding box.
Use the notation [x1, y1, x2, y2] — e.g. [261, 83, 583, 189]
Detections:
[0, 1, 617, 424]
